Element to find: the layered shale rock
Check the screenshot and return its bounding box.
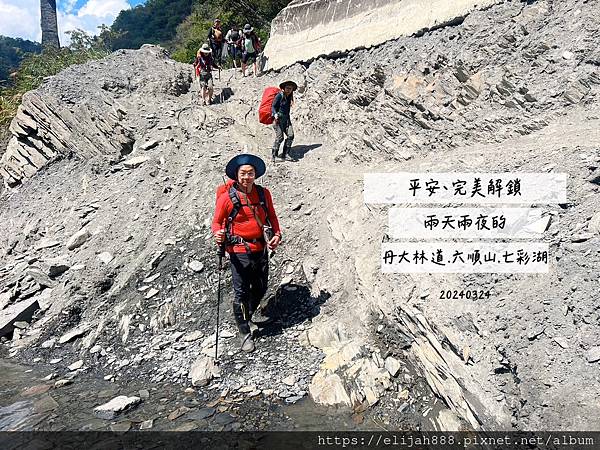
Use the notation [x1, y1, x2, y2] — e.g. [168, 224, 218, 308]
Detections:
[0, 45, 191, 187]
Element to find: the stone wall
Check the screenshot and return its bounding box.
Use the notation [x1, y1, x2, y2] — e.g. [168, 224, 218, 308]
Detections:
[262, 0, 502, 71]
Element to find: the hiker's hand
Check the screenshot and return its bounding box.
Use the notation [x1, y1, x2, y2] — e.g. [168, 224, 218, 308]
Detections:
[268, 234, 281, 250]
[215, 229, 226, 245]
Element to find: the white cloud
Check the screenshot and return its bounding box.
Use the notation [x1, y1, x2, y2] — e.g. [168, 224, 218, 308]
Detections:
[78, 0, 130, 19]
[0, 0, 131, 45]
[62, 0, 78, 15]
[59, 0, 131, 44]
[0, 0, 41, 42]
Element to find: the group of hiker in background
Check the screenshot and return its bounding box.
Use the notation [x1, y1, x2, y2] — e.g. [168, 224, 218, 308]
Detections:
[193, 20, 262, 105]
[192, 18, 298, 163]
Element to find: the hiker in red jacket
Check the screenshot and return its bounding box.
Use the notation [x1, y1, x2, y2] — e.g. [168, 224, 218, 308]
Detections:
[212, 154, 281, 352]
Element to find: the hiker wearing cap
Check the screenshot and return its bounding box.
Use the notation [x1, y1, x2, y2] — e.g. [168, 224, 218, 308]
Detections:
[241, 24, 261, 77]
[271, 80, 297, 160]
[194, 44, 221, 105]
[226, 25, 243, 70]
[212, 154, 282, 352]
[208, 19, 224, 63]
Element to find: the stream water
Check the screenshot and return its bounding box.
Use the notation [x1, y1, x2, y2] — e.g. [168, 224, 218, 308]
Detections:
[0, 358, 383, 433]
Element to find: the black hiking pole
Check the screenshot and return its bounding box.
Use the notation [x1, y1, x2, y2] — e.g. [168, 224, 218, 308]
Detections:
[215, 241, 225, 362]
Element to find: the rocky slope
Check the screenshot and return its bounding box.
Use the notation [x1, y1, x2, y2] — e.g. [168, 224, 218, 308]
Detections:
[1, 0, 599, 432]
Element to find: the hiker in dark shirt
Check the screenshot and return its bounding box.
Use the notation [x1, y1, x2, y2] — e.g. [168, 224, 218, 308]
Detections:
[271, 80, 297, 160]
[226, 25, 243, 70]
[208, 18, 224, 63]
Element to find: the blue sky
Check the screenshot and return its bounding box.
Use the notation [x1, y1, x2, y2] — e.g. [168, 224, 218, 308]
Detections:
[0, 0, 147, 44]
[62, 0, 146, 11]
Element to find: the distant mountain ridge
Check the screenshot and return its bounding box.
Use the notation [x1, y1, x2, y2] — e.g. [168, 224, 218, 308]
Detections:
[110, 0, 195, 50]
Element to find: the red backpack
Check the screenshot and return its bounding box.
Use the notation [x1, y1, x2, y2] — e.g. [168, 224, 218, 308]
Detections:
[216, 178, 236, 203]
[258, 87, 280, 125]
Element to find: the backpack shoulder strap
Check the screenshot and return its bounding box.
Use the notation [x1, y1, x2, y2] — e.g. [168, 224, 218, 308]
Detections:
[255, 185, 271, 225]
[227, 185, 241, 225]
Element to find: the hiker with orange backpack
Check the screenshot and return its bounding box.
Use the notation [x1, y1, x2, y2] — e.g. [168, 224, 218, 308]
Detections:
[212, 154, 282, 353]
[271, 80, 297, 161]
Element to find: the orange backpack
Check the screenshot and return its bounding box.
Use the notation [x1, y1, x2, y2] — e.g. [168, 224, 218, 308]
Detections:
[258, 87, 280, 125]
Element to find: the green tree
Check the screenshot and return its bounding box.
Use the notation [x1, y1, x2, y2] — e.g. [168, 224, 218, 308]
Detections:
[106, 0, 292, 65]
[110, 0, 195, 50]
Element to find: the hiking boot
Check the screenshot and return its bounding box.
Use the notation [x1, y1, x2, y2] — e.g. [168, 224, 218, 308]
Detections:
[251, 308, 275, 327]
[240, 332, 255, 352]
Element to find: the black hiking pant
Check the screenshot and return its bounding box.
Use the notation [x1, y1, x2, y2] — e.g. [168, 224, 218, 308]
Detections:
[272, 120, 294, 157]
[229, 250, 269, 334]
[211, 42, 223, 63]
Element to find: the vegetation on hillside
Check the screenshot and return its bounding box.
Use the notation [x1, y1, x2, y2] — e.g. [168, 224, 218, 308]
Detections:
[110, 0, 195, 50]
[0, 37, 42, 86]
[0, 30, 111, 131]
[109, 0, 291, 64]
[0, 0, 291, 143]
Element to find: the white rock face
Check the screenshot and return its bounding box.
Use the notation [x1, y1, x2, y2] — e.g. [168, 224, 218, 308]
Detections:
[0, 297, 40, 338]
[385, 357, 401, 377]
[66, 228, 91, 250]
[307, 323, 345, 349]
[189, 356, 220, 387]
[93, 395, 142, 419]
[309, 372, 351, 406]
[67, 360, 84, 371]
[58, 325, 90, 344]
[263, 0, 502, 70]
[189, 260, 204, 272]
[589, 212, 600, 235]
[587, 347, 600, 363]
[123, 155, 150, 169]
[97, 252, 114, 264]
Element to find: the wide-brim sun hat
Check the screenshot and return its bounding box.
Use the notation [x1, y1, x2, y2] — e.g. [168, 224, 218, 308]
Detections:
[279, 80, 298, 91]
[200, 44, 212, 54]
[243, 24, 253, 33]
[225, 154, 266, 180]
